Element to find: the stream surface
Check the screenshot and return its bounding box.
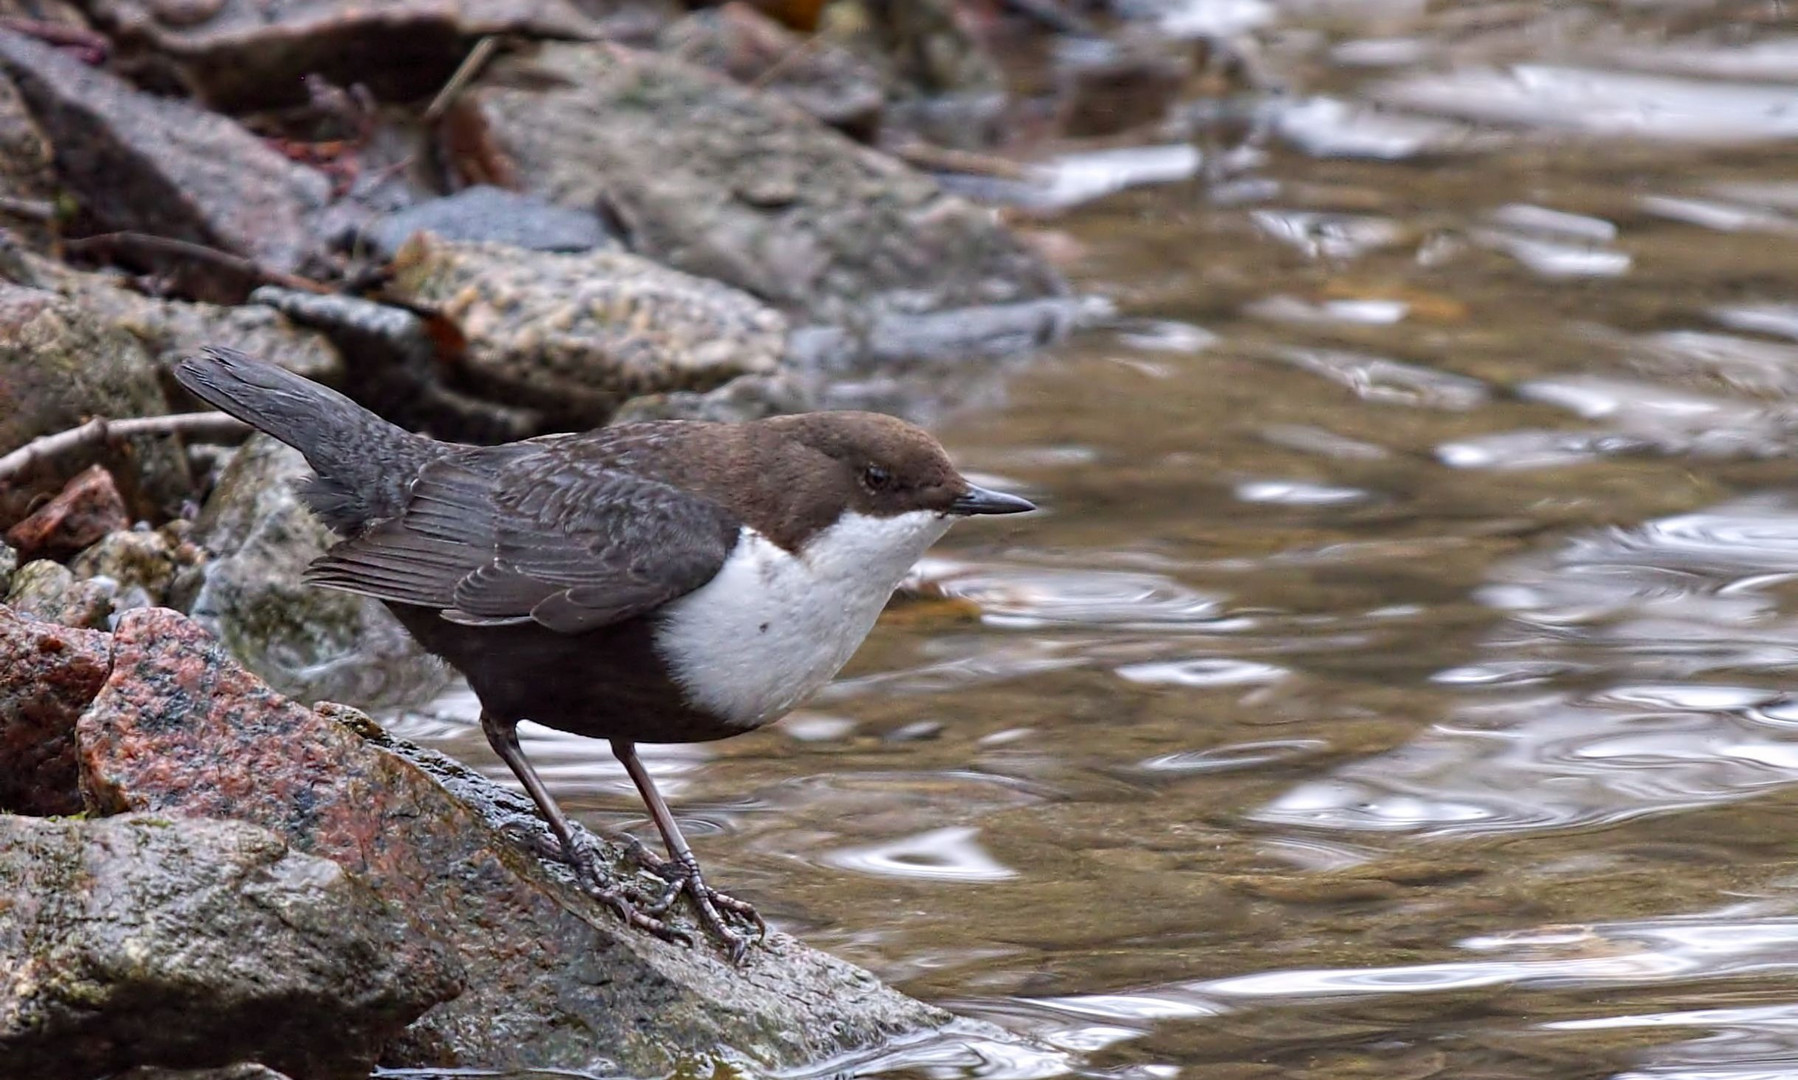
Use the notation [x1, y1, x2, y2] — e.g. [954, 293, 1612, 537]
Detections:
[395, 3, 1798, 1077]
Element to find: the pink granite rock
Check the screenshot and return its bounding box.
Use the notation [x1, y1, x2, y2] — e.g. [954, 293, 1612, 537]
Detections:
[0, 602, 109, 815]
[76, 607, 946, 1074]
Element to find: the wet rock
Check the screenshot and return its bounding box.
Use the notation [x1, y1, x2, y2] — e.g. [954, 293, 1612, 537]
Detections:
[829, 0, 1001, 95]
[113, 1066, 294, 1080]
[5, 559, 115, 629]
[385, 234, 786, 427]
[188, 434, 448, 710]
[0, 812, 462, 1079]
[354, 184, 619, 261]
[84, 0, 606, 111]
[0, 284, 190, 524]
[1056, 36, 1191, 137]
[77, 607, 952, 1074]
[0, 602, 108, 816]
[70, 525, 199, 608]
[0, 68, 56, 247]
[0, 242, 345, 384]
[0, 28, 330, 274]
[84, 286, 344, 384]
[455, 42, 1066, 327]
[660, 3, 886, 136]
[610, 369, 814, 423]
[5, 463, 129, 561]
[248, 285, 541, 442]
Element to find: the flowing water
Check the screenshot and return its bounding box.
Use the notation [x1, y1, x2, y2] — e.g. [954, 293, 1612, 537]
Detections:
[394, 4, 1798, 1077]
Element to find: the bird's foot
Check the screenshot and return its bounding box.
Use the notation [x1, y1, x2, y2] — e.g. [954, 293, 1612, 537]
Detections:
[626, 836, 766, 963]
[506, 824, 698, 948]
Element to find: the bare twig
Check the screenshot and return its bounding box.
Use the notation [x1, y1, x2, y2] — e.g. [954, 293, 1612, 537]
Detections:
[0, 413, 248, 485]
[0, 194, 55, 222]
[425, 35, 499, 123]
[748, 30, 826, 90]
[887, 141, 1028, 180]
[64, 232, 333, 295]
[0, 18, 110, 62]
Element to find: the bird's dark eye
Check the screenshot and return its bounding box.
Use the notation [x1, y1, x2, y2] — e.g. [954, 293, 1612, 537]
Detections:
[863, 465, 892, 491]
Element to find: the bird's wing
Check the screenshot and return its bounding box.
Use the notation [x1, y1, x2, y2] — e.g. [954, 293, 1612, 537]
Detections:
[303, 446, 742, 634]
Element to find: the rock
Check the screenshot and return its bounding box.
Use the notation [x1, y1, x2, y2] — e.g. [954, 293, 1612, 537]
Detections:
[0, 603, 109, 815]
[454, 42, 1066, 327]
[84, 0, 606, 111]
[826, 0, 1000, 95]
[611, 370, 814, 423]
[70, 525, 200, 608]
[112, 1066, 293, 1080]
[5, 559, 115, 629]
[0, 241, 345, 384]
[77, 607, 952, 1074]
[355, 184, 619, 261]
[660, 3, 886, 137]
[81, 286, 344, 384]
[0, 284, 190, 524]
[1056, 36, 1191, 137]
[0, 68, 56, 248]
[247, 285, 541, 442]
[188, 434, 449, 710]
[0, 541, 14, 593]
[385, 234, 787, 427]
[5, 464, 130, 561]
[0, 813, 463, 1079]
[0, 28, 331, 274]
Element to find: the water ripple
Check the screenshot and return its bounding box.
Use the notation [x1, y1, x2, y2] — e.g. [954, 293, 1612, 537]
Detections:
[923, 561, 1232, 632]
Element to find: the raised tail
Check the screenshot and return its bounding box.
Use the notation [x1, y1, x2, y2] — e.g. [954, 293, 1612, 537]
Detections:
[174, 346, 442, 534]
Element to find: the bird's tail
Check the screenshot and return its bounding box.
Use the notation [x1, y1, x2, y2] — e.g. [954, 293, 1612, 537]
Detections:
[174, 345, 439, 533]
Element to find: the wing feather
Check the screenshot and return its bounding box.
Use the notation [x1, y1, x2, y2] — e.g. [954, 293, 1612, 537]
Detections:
[301, 441, 740, 634]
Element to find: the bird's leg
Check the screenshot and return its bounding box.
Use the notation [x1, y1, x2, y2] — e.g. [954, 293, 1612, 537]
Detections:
[611, 739, 766, 961]
[478, 712, 690, 946]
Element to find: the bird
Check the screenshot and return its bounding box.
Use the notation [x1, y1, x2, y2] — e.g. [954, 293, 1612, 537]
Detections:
[173, 345, 1035, 958]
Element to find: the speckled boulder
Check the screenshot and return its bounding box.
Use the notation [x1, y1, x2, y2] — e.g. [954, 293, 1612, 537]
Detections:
[0, 813, 463, 1079]
[455, 42, 1065, 327]
[5, 560, 115, 630]
[4, 464, 129, 562]
[0, 285, 190, 525]
[0, 29, 329, 273]
[1, 242, 343, 384]
[0, 68, 55, 248]
[0, 603, 109, 816]
[84, 0, 604, 111]
[71, 525, 204, 612]
[187, 434, 447, 710]
[76, 608, 951, 1075]
[385, 234, 787, 428]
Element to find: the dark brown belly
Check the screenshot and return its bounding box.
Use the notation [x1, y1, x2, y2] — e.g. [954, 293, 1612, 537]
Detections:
[386, 602, 755, 744]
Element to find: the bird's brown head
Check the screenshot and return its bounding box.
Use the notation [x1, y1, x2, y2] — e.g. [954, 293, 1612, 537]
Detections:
[764, 411, 1035, 520]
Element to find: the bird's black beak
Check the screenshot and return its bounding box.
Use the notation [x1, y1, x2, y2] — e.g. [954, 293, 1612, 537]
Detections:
[951, 483, 1036, 516]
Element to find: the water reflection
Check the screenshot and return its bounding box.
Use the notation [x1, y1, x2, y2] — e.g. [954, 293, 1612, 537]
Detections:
[386, 4, 1798, 1079]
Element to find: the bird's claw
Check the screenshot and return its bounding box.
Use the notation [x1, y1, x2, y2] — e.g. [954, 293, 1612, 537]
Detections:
[625, 837, 766, 961]
[507, 825, 699, 949]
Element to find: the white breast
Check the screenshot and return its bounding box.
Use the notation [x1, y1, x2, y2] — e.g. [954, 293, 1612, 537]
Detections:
[654, 510, 954, 728]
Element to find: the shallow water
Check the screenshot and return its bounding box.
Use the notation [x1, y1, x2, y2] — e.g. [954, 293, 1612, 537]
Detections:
[395, 4, 1798, 1077]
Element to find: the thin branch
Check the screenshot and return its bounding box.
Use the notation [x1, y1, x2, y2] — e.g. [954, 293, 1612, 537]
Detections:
[0, 194, 55, 222]
[63, 232, 333, 294]
[887, 141, 1028, 180]
[0, 413, 248, 485]
[748, 30, 826, 90]
[0, 18, 110, 61]
[425, 35, 499, 123]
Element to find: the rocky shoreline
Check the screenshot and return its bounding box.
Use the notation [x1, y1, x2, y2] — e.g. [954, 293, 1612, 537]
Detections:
[0, 0, 1206, 1073]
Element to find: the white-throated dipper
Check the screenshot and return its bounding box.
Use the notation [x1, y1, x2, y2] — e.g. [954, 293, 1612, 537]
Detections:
[174, 345, 1034, 957]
